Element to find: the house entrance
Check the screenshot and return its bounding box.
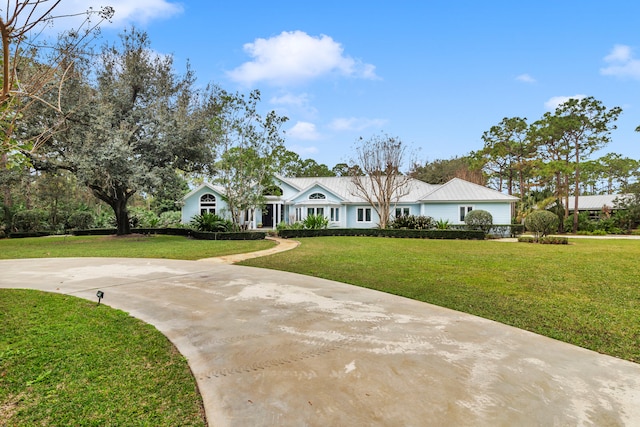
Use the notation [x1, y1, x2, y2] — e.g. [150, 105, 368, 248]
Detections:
[262, 204, 274, 227]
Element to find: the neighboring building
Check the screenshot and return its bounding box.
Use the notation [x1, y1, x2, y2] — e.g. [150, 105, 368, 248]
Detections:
[180, 176, 519, 229]
[560, 194, 629, 219]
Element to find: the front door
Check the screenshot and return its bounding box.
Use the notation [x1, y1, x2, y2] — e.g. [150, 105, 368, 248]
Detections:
[262, 204, 274, 227]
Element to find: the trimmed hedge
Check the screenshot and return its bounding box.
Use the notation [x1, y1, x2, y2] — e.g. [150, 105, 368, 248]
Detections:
[8, 231, 53, 238]
[191, 230, 266, 240]
[277, 228, 485, 240]
[71, 228, 265, 241]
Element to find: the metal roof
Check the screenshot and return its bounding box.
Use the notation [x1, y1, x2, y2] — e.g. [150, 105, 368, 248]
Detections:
[281, 176, 439, 203]
[419, 178, 520, 202]
[563, 194, 630, 211]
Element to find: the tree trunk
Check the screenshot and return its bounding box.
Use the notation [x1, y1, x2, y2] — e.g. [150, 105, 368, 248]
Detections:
[113, 198, 131, 235]
[573, 148, 580, 234]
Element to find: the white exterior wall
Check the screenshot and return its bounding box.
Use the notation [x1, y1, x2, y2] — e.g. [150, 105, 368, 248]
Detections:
[421, 202, 512, 225]
[181, 186, 230, 224]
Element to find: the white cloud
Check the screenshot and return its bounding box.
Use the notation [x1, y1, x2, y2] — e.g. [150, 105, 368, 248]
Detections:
[43, 0, 182, 29]
[270, 93, 311, 107]
[544, 94, 587, 110]
[516, 73, 536, 83]
[227, 30, 379, 86]
[328, 117, 387, 132]
[288, 121, 321, 140]
[600, 44, 640, 79]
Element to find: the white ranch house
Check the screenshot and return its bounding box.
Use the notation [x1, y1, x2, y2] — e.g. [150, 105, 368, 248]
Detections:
[181, 176, 519, 229]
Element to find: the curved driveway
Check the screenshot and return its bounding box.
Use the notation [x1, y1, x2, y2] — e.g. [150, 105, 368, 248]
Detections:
[1, 239, 640, 426]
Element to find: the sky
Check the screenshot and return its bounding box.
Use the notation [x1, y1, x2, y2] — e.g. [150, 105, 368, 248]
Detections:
[45, 0, 640, 169]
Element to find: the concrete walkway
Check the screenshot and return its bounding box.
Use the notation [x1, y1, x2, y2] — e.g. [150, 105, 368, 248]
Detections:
[2, 243, 640, 426]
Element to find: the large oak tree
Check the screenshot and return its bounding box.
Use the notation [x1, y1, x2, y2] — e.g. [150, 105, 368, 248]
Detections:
[26, 29, 217, 234]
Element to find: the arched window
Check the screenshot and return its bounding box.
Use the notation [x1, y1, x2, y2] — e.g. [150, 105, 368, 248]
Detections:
[309, 192, 326, 200]
[200, 193, 216, 215]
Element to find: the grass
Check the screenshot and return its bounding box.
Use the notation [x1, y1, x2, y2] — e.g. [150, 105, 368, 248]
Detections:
[0, 234, 275, 260]
[240, 237, 640, 363]
[0, 289, 205, 426]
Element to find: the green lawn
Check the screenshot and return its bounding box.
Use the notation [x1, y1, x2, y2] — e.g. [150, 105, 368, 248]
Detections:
[0, 234, 274, 425]
[0, 234, 275, 260]
[0, 289, 205, 426]
[240, 237, 640, 363]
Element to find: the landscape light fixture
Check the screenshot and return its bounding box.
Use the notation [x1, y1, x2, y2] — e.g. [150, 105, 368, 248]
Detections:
[96, 290, 104, 305]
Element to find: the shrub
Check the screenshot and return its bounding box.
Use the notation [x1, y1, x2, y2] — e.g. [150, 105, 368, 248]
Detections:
[302, 214, 329, 229]
[276, 221, 304, 231]
[66, 211, 94, 230]
[388, 215, 434, 230]
[190, 213, 234, 232]
[129, 207, 161, 228]
[12, 209, 49, 232]
[518, 235, 535, 243]
[158, 211, 182, 228]
[94, 211, 116, 228]
[435, 219, 451, 230]
[564, 211, 593, 233]
[539, 236, 569, 245]
[464, 210, 493, 233]
[524, 210, 558, 240]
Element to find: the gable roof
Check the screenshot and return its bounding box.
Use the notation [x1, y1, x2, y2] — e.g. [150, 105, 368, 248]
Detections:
[419, 178, 519, 202]
[182, 182, 226, 200]
[280, 176, 438, 203]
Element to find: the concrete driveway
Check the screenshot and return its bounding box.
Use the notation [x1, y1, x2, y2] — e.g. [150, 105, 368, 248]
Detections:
[1, 254, 639, 426]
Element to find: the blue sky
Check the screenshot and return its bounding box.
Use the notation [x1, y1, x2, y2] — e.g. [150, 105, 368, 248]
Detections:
[54, 1, 640, 168]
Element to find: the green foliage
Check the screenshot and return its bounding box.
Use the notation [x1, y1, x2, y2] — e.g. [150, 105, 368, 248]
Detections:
[66, 211, 94, 230]
[388, 215, 434, 230]
[276, 221, 304, 231]
[24, 29, 216, 236]
[538, 236, 569, 244]
[277, 228, 485, 240]
[410, 156, 484, 185]
[93, 211, 116, 228]
[302, 214, 329, 229]
[435, 219, 451, 230]
[158, 211, 182, 228]
[524, 210, 558, 240]
[518, 235, 535, 243]
[12, 209, 49, 232]
[614, 187, 640, 232]
[464, 209, 493, 232]
[212, 89, 288, 229]
[129, 207, 160, 228]
[0, 289, 206, 426]
[190, 213, 234, 232]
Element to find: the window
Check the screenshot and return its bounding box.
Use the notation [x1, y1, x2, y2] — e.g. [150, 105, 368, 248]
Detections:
[395, 207, 410, 218]
[200, 193, 216, 215]
[307, 207, 324, 217]
[295, 208, 302, 222]
[330, 207, 340, 222]
[357, 207, 372, 222]
[309, 192, 326, 200]
[459, 206, 473, 222]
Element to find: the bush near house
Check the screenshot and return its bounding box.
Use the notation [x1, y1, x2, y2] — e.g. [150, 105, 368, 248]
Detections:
[524, 210, 558, 241]
[190, 213, 234, 232]
[464, 209, 493, 233]
[388, 215, 434, 230]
